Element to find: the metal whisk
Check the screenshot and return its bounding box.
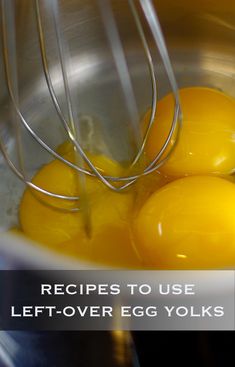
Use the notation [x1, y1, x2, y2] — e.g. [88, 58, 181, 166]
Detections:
[0, 0, 182, 210]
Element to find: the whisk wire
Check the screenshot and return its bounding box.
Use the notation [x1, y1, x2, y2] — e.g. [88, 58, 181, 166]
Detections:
[0, 0, 182, 210]
[36, 0, 137, 193]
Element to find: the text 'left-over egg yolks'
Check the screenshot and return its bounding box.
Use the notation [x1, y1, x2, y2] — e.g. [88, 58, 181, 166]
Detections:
[144, 87, 235, 177]
[133, 176, 235, 269]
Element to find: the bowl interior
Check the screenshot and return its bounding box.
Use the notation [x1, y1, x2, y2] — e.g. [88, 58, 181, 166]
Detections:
[1, 0, 235, 268]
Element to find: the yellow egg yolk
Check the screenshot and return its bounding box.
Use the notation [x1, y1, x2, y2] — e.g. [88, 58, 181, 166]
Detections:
[19, 151, 158, 267]
[144, 87, 235, 177]
[56, 141, 124, 178]
[18, 87, 235, 269]
[20, 152, 132, 243]
[133, 175, 235, 269]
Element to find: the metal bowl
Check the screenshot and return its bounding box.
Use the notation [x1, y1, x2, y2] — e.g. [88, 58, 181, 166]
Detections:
[1, 0, 235, 269]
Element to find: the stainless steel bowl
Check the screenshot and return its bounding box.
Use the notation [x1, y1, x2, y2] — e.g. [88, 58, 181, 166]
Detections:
[1, 0, 235, 269]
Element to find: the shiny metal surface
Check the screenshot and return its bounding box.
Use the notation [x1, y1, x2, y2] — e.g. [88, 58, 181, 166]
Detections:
[1, 0, 183, 216]
[1, 0, 235, 267]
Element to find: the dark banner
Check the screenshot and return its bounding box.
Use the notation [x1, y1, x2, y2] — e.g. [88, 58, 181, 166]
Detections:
[0, 270, 234, 330]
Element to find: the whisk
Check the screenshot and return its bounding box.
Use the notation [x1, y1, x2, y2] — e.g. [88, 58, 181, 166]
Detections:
[0, 0, 182, 211]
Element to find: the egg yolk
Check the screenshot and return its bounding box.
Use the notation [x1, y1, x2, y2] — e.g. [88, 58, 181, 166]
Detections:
[56, 141, 124, 178]
[19, 151, 145, 267]
[144, 87, 235, 177]
[19, 154, 132, 241]
[133, 175, 235, 269]
[18, 87, 235, 269]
